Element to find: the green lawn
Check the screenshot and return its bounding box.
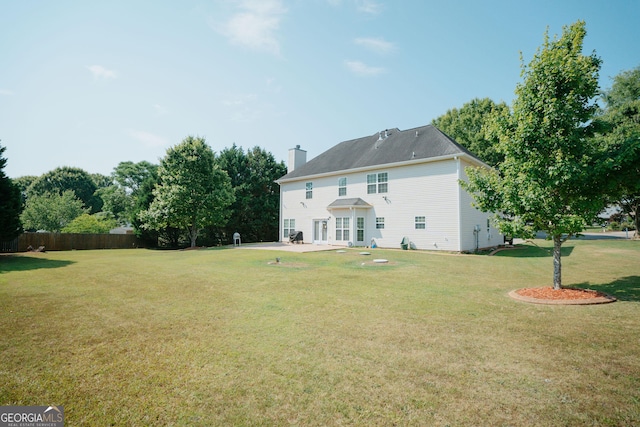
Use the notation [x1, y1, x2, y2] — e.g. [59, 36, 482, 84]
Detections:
[1, 240, 639, 426]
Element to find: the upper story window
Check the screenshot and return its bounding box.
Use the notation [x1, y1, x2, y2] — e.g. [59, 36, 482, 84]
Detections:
[338, 177, 347, 196]
[367, 172, 388, 194]
[305, 182, 313, 199]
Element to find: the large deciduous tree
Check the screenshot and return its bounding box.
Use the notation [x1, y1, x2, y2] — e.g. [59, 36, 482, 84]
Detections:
[216, 144, 286, 243]
[106, 160, 160, 229]
[463, 21, 605, 290]
[27, 166, 102, 213]
[138, 136, 234, 247]
[21, 190, 87, 232]
[431, 98, 509, 167]
[0, 144, 23, 241]
[597, 66, 640, 237]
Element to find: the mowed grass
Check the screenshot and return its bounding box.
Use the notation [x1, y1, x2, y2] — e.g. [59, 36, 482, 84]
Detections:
[1, 240, 639, 426]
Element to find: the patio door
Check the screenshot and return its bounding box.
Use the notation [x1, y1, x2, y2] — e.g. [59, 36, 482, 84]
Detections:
[356, 217, 365, 244]
[313, 220, 328, 244]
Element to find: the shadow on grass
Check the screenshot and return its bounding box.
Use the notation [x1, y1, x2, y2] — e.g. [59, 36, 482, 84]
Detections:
[0, 255, 75, 273]
[494, 244, 575, 258]
[574, 276, 640, 302]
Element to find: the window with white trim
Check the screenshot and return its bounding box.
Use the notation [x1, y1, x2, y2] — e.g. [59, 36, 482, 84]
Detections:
[338, 177, 347, 196]
[283, 219, 295, 238]
[377, 172, 388, 193]
[415, 216, 426, 229]
[376, 217, 385, 229]
[367, 172, 388, 194]
[335, 217, 350, 241]
[305, 182, 313, 199]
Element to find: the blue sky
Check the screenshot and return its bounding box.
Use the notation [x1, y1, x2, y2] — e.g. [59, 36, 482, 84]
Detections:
[1, 0, 639, 178]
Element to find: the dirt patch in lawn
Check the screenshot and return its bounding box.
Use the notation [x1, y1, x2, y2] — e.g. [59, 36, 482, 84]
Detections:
[266, 261, 309, 268]
[509, 287, 616, 305]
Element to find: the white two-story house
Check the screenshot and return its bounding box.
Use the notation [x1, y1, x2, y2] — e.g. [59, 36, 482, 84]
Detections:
[275, 125, 503, 252]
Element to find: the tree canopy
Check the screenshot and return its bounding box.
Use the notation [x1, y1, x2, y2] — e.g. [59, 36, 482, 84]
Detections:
[21, 190, 87, 232]
[216, 144, 287, 243]
[596, 66, 640, 236]
[138, 136, 234, 247]
[0, 144, 23, 241]
[463, 21, 605, 289]
[431, 98, 509, 167]
[27, 166, 102, 213]
[61, 213, 117, 234]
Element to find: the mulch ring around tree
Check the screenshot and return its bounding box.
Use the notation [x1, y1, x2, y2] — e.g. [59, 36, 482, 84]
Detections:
[509, 287, 617, 305]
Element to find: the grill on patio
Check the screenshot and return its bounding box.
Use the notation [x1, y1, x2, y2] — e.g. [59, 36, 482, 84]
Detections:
[289, 231, 303, 244]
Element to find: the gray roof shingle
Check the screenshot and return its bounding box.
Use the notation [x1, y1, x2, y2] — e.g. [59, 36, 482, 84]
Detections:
[277, 124, 481, 181]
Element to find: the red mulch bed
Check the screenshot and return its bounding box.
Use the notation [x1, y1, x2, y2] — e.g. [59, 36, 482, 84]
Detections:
[516, 287, 606, 300]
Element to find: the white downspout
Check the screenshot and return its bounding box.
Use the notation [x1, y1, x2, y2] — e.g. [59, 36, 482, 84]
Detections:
[455, 156, 462, 252]
[278, 185, 283, 242]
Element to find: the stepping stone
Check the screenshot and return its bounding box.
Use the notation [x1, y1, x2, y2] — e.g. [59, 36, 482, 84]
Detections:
[359, 252, 371, 255]
[373, 259, 388, 263]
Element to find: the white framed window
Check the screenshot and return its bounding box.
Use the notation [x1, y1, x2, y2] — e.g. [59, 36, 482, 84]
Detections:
[305, 182, 313, 199]
[377, 172, 388, 193]
[283, 219, 295, 238]
[356, 217, 364, 241]
[376, 217, 385, 229]
[338, 177, 347, 196]
[367, 172, 388, 194]
[367, 173, 377, 194]
[335, 217, 350, 241]
[415, 216, 426, 229]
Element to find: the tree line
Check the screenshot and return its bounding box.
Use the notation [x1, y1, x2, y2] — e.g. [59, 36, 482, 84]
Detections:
[0, 139, 286, 248]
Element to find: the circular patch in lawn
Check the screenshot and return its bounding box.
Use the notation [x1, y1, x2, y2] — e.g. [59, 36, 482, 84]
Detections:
[509, 287, 616, 305]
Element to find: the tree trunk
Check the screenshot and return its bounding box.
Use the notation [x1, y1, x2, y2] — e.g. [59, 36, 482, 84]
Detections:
[189, 224, 198, 248]
[553, 235, 563, 290]
[633, 201, 639, 240]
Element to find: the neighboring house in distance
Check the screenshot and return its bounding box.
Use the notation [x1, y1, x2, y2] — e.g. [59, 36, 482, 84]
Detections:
[275, 125, 503, 252]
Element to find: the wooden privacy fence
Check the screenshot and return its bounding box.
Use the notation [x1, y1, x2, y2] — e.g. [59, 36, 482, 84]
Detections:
[2, 233, 142, 252]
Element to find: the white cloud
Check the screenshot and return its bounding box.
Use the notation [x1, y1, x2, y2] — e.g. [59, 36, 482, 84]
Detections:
[86, 65, 117, 80]
[0, 89, 13, 96]
[356, 0, 382, 14]
[345, 60, 386, 76]
[354, 37, 395, 54]
[129, 130, 168, 148]
[217, 0, 287, 55]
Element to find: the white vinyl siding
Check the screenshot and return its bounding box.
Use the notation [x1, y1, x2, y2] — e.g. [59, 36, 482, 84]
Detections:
[278, 156, 502, 251]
